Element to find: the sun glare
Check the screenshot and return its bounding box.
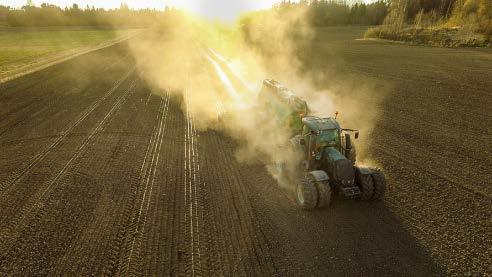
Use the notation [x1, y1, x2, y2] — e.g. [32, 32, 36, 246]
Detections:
[164, 0, 280, 21]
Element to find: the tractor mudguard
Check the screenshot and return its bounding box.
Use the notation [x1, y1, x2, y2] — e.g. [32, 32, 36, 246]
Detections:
[308, 170, 329, 182]
[355, 166, 372, 175]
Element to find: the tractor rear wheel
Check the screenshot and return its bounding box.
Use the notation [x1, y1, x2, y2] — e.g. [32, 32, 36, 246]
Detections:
[296, 177, 318, 210]
[347, 145, 357, 165]
[315, 180, 332, 208]
[370, 169, 387, 200]
[358, 173, 375, 201]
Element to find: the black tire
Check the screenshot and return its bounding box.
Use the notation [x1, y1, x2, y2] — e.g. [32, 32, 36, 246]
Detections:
[370, 169, 387, 200]
[358, 173, 374, 201]
[348, 145, 357, 165]
[315, 180, 332, 208]
[296, 176, 318, 210]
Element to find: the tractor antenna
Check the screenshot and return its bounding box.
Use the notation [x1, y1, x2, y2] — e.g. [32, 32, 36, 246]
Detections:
[335, 111, 339, 119]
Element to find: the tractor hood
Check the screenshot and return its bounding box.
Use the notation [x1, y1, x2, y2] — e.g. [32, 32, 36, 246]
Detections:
[323, 147, 355, 187]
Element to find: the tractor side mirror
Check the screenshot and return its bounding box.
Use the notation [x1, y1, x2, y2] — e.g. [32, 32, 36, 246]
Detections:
[300, 138, 306, 146]
[355, 132, 359, 139]
[345, 133, 352, 149]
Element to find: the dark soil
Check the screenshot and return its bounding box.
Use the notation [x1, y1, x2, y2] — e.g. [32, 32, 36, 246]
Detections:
[0, 27, 490, 275]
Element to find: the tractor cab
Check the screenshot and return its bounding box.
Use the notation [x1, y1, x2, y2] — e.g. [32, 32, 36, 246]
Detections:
[298, 117, 358, 166]
[300, 117, 342, 163]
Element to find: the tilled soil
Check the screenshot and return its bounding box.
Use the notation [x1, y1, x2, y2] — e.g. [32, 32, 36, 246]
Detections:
[0, 31, 490, 276]
[305, 27, 492, 276]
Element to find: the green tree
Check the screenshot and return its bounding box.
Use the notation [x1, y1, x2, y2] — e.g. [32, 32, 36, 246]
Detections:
[478, 0, 491, 36]
[478, 0, 491, 19]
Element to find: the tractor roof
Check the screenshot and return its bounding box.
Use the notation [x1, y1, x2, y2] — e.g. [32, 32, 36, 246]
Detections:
[263, 79, 281, 88]
[302, 117, 340, 131]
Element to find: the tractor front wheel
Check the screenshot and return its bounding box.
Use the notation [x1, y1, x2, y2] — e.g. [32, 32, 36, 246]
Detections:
[315, 180, 332, 208]
[358, 173, 375, 200]
[296, 177, 318, 210]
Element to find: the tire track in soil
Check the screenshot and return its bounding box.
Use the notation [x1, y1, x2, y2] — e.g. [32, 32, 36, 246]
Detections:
[193, 63, 241, 275]
[183, 90, 203, 277]
[115, 92, 170, 276]
[46, 81, 157, 275]
[97, 90, 171, 276]
[0, 78, 137, 258]
[0, 72, 137, 225]
[140, 93, 186, 276]
[219, 134, 278, 276]
[193, 59, 239, 275]
[0, 59, 124, 140]
[0, 57, 125, 140]
[0, 102, 47, 137]
[198, 52, 278, 275]
[197, 131, 280, 276]
[59, 85, 162, 276]
[0, 48, 130, 136]
[0, 68, 135, 197]
[191, 95, 279, 277]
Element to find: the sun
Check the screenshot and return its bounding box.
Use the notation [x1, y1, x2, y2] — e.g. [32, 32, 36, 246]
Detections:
[163, 0, 280, 21]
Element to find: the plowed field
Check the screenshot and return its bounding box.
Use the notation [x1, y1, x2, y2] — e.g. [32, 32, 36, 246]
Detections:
[0, 27, 490, 276]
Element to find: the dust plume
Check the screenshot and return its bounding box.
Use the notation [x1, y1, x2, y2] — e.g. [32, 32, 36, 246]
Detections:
[125, 6, 386, 186]
[224, 6, 386, 167]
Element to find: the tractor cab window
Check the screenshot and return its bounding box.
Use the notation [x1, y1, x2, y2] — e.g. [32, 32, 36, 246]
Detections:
[317, 129, 340, 145]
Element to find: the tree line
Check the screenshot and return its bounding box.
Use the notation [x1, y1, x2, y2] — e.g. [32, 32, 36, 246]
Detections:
[385, 0, 490, 23]
[1, 1, 390, 28]
[384, 0, 491, 36]
[273, 0, 390, 26]
[0, 3, 171, 27]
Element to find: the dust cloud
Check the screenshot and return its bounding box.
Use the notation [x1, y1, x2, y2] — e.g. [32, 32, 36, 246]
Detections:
[125, 7, 386, 185]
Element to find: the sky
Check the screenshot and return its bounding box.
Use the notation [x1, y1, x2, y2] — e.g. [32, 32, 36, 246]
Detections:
[0, 0, 375, 21]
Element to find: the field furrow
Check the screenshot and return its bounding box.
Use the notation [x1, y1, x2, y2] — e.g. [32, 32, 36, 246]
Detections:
[0, 28, 489, 276]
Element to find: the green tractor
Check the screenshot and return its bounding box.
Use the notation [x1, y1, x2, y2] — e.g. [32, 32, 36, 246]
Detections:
[286, 116, 387, 209]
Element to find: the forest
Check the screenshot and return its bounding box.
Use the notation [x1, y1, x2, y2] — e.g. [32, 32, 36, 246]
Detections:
[0, 3, 170, 27]
[0, 1, 390, 28]
[366, 0, 491, 46]
[1, 0, 490, 45]
[272, 0, 389, 26]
